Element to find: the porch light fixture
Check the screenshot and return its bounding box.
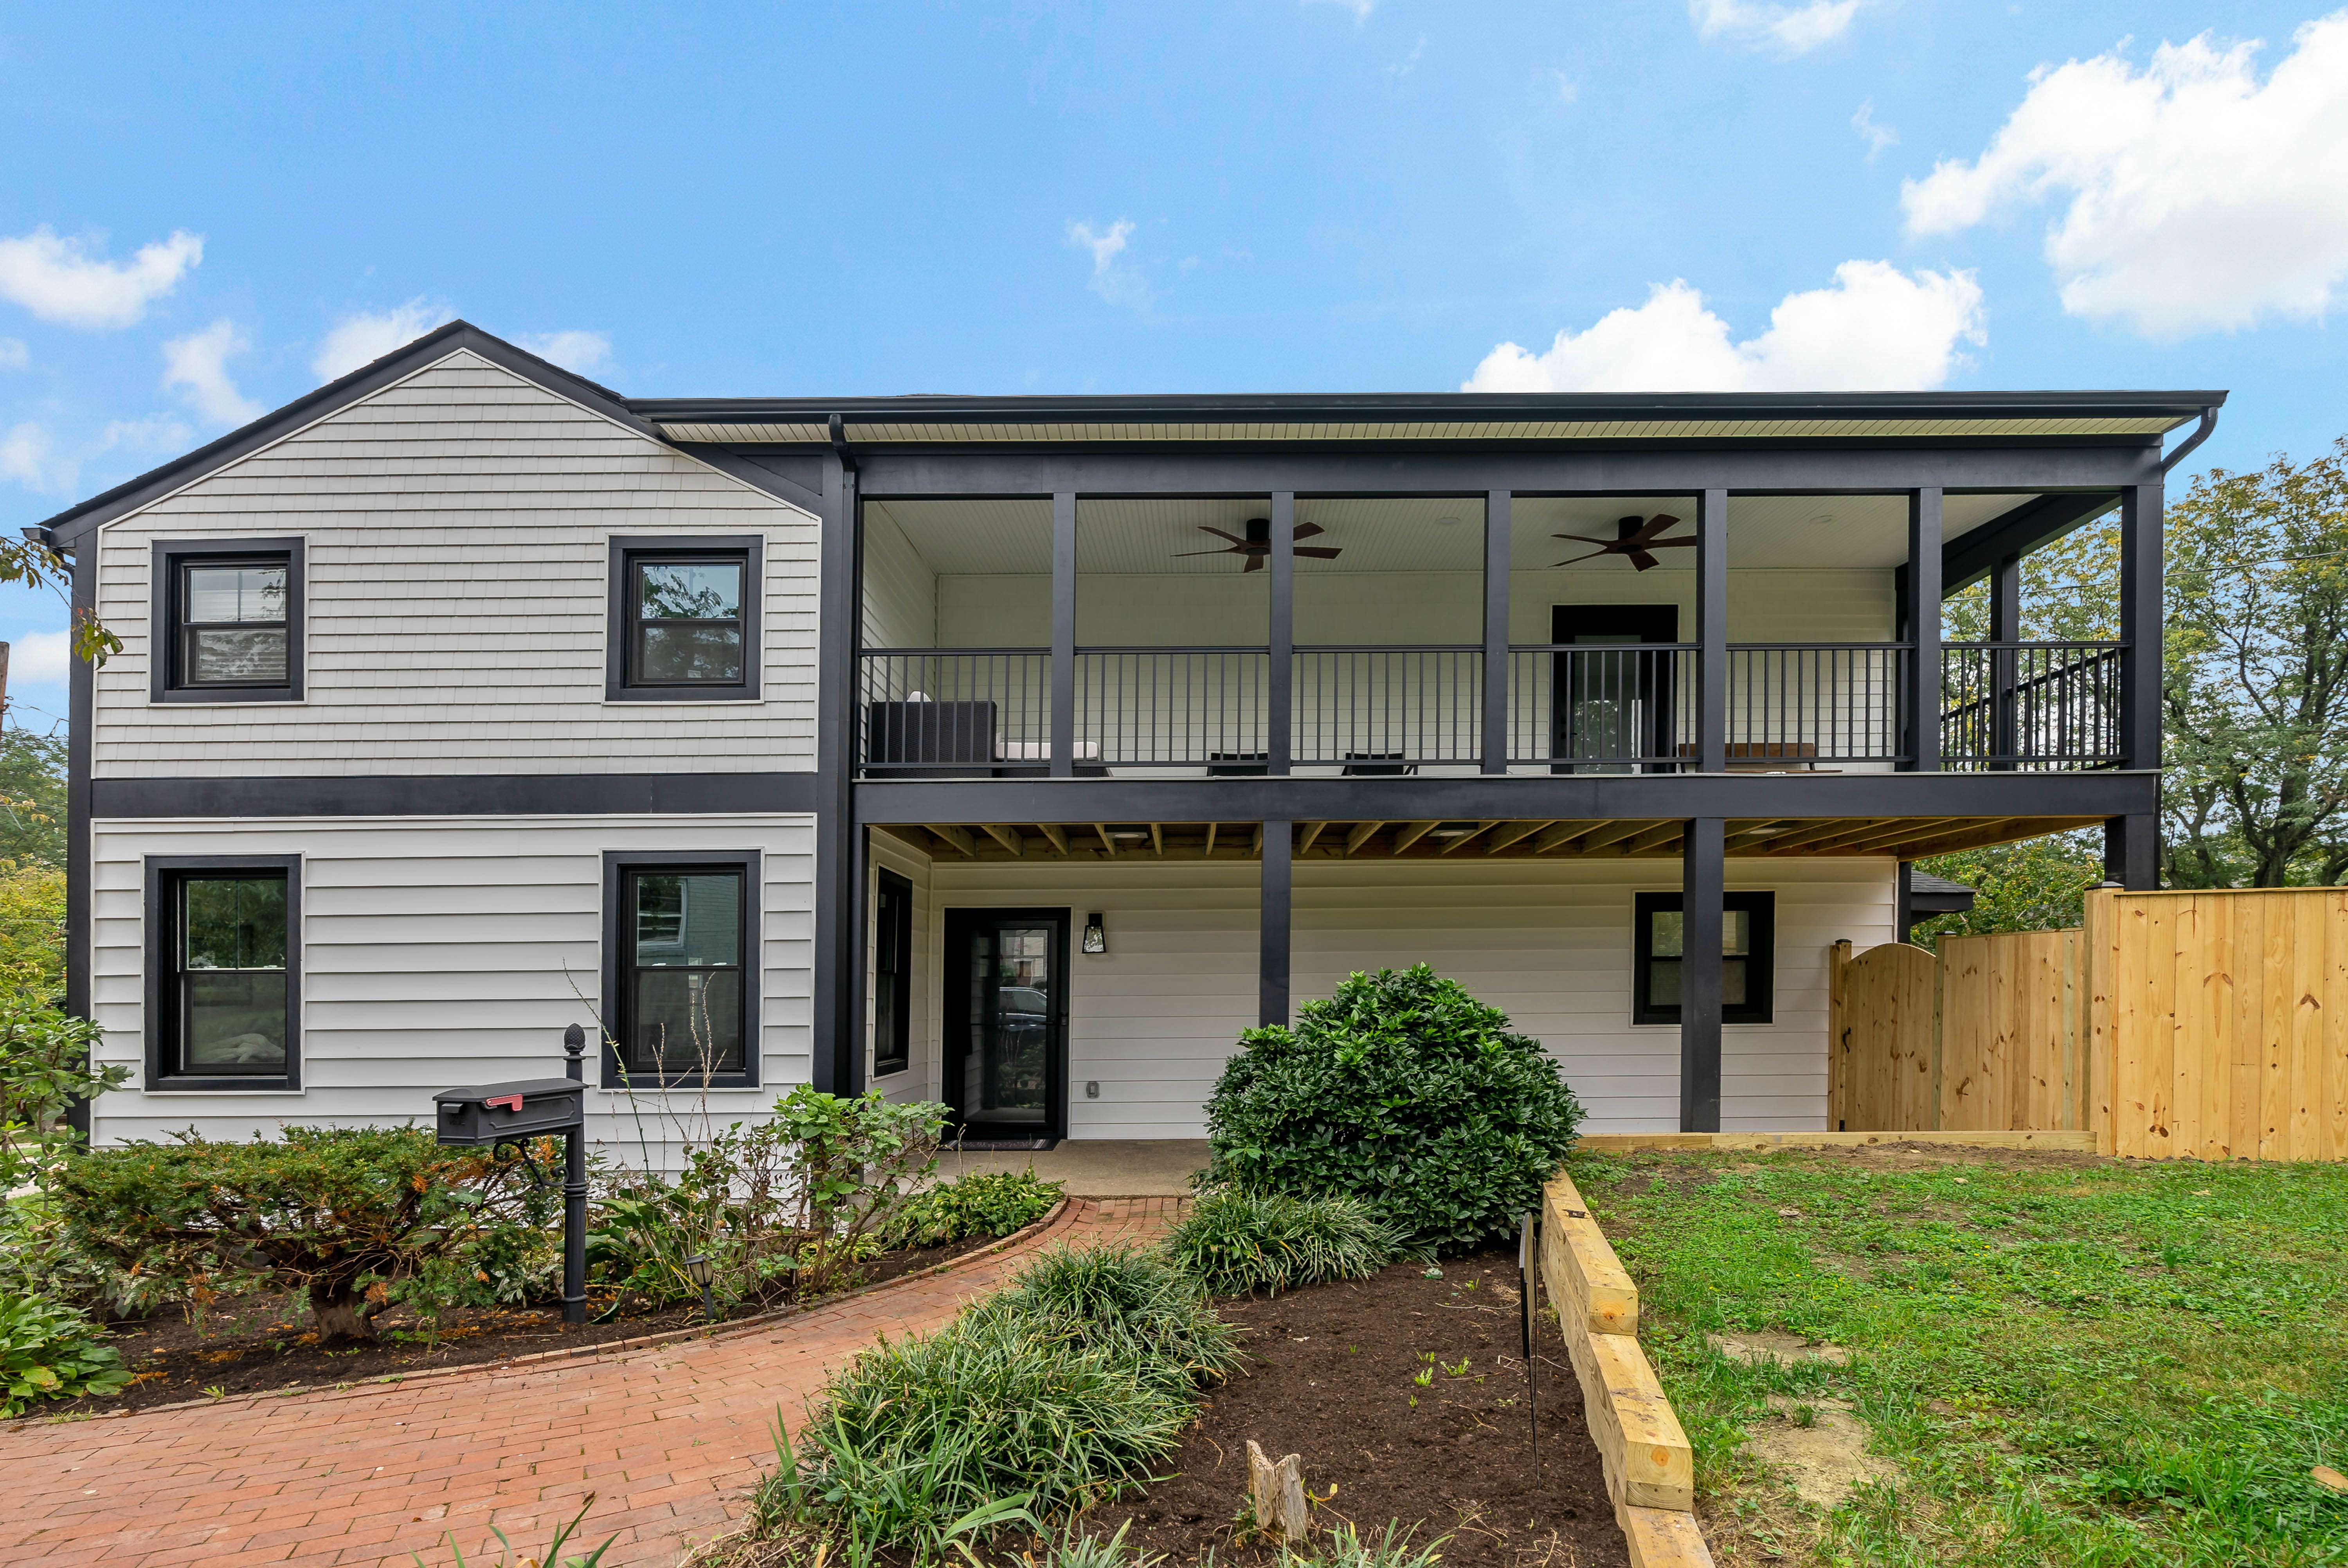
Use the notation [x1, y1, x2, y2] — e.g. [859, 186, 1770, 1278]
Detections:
[1082, 912, 1107, 955]
[684, 1252, 716, 1324]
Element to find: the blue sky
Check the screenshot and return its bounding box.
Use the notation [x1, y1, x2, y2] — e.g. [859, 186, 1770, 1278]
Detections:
[5, 0, 2347, 728]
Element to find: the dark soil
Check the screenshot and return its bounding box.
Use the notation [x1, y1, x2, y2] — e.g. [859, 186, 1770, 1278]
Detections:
[51, 1234, 994, 1416]
[1086, 1252, 1629, 1568]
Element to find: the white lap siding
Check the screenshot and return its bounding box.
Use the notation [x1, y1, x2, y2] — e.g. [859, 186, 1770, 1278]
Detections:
[917, 854, 1896, 1137]
[87, 815, 816, 1156]
[91, 349, 820, 779]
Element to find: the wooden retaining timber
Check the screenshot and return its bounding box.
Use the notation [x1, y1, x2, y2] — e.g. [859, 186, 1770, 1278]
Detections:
[1541, 1172, 1712, 1568]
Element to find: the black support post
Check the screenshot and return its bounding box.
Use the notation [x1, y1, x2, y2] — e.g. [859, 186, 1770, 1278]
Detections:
[1483, 490, 1511, 775]
[2120, 483, 2164, 772]
[64, 542, 92, 1137]
[1259, 820, 1292, 1027]
[811, 449, 859, 1095]
[845, 825, 869, 1095]
[1680, 817, 1725, 1133]
[1268, 492, 1294, 775]
[1905, 488, 1944, 771]
[1991, 550, 2020, 769]
[2105, 813, 2158, 890]
[1895, 861, 1915, 944]
[1050, 491, 1076, 778]
[1695, 489, 1728, 773]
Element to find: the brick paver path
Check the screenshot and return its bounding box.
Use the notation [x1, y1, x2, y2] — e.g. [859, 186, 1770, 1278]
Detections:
[2, 1198, 1179, 1568]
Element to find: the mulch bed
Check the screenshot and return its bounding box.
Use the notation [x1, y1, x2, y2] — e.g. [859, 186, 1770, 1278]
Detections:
[58, 1234, 994, 1415]
[1087, 1251, 1629, 1568]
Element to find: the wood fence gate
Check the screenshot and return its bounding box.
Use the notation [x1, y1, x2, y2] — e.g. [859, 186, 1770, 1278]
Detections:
[1830, 886, 2348, 1161]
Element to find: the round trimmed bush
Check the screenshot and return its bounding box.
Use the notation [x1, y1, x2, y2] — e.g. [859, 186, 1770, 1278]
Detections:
[1200, 964, 1583, 1253]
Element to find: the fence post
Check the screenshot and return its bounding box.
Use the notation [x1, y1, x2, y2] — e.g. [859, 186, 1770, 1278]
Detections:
[1827, 939, 1851, 1131]
[2083, 886, 2118, 1156]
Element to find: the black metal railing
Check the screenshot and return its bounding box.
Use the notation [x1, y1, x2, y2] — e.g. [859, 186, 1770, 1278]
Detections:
[1508, 645, 1696, 769]
[859, 650, 1049, 775]
[1725, 644, 1910, 765]
[1941, 641, 2124, 770]
[1076, 648, 1269, 768]
[1292, 647, 1480, 769]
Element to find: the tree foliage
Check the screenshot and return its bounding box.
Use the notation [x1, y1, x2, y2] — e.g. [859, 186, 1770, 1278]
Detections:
[1910, 832, 2107, 949]
[0, 725, 66, 870]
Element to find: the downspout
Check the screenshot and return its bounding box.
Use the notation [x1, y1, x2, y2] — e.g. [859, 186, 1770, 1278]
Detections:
[2159, 405, 2220, 475]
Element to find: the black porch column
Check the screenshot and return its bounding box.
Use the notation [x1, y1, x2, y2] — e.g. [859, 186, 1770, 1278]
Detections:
[1991, 549, 2021, 769]
[1260, 820, 1292, 1027]
[1695, 489, 1728, 773]
[1904, 487, 1943, 771]
[1895, 860, 1915, 944]
[2104, 813, 2158, 890]
[1050, 491, 1077, 778]
[2120, 482, 2164, 772]
[1268, 493, 1295, 775]
[1482, 490, 1511, 774]
[1679, 816, 1725, 1132]
[812, 448, 860, 1095]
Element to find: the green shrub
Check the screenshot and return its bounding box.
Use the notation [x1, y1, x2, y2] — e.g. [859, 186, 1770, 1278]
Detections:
[1161, 1187, 1401, 1295]
[0, 993, 126, 1184]
[0, 1289, 132, 1415]
[53, 1127, 555, 1340]
[970, 1242, 1241, 1390]
[887, 1170, 1064, 1249]
[1201, 964, 1584, 1252]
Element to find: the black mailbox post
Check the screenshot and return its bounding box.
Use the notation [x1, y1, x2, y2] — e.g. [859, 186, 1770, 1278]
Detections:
[434, 1023, 591, 1325]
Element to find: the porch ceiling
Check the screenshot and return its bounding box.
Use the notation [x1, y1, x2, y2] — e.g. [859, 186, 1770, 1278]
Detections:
[879, 815, 2101, 863]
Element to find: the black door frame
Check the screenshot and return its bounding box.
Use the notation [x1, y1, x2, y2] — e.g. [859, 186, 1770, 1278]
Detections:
[940, 906, 1070, 1140]
[1551, 604, 1682, 773]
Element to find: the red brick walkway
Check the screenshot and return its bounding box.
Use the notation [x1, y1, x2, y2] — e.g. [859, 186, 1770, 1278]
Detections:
[1, 1199, 1179, 1568]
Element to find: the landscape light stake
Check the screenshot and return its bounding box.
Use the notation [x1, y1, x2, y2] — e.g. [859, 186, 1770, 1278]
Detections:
[1519, 1209, 1540, 1481]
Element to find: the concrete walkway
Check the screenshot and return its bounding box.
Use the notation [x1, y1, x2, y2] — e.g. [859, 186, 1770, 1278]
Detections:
[935, 1138, 1208, 1197]
[0, 1198, 1179, 1568]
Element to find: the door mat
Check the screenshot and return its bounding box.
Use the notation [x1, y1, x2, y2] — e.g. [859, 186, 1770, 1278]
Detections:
[947, 1136, 1060, 1152]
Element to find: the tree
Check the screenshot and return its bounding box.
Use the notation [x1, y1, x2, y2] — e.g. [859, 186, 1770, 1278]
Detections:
[1911, 831, 2106, 949]
[2161, 440, 2348, 887]
[0, 726, 67, 869]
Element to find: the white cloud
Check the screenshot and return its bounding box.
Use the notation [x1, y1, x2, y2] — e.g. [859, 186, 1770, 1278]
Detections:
[518, 329, 613, 375]
[0, 227, 202, 329]
[311, 298, 456, 382]
[1304, 0, 1375, 20]
[0, 338, 25, 370]
[162, 319, 263, 427]
[1554, 72, 1581, 106]
[1853, 99, 1898, 159]
[1902, 16, 2348, 337]
[0, 423, 69, 493]
[1690, 0, 1862, 55]
[1461, 262, 1985, 392]
[7, 629, 70, 686]
[1066, 218, 1151, 311]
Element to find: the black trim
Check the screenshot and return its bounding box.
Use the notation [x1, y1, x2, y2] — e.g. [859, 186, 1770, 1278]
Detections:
[940, 906, 1070, 1140]
[65, 545, 93, 1135]
[815, 457, 858, 1095]
[600, 849, 762, 1090]
[1637, 887, 1774, 1028]
[872, 868, 913, 1078]
[605, 535, 763, 702]
[142, 854, 302, 1091]
[149, 538, 306, 703]
[93, 771, 822, 818]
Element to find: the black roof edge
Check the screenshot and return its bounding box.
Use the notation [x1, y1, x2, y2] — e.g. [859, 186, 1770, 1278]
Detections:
[41, 320, 655, 547]
[631, 388, 2228, 426]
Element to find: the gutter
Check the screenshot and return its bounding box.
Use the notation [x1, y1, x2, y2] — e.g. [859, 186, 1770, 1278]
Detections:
[2160, 405, 2221, 475]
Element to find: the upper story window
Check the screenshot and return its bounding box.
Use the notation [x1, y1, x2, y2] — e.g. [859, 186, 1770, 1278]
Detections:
[1633, 890, 1775, 1025]
[151, 539, 304, 703]
[607, 536, 763, 701]
[144, 856, 301, 1090]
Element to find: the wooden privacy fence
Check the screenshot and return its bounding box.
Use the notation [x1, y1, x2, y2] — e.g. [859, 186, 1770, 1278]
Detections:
[1829, 887, 2348, 1161]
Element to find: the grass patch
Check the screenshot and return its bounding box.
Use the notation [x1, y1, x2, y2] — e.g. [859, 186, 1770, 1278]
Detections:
[1160, 1188, 1403, 1296]
[1570, 1148, 2348, 1566]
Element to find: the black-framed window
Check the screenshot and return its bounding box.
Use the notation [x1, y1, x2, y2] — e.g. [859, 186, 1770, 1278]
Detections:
[1633, 891, 1775, 1025]
[601, 851, 760, 1087]
[606, 536, 762, 700]
[144, 856, 301, 1089]
[873, 869, 913, 1078]
[151, 538, 305, 702]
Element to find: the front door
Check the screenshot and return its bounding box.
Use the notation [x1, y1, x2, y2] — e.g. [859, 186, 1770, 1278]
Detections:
[942, 908, 1068, 1141]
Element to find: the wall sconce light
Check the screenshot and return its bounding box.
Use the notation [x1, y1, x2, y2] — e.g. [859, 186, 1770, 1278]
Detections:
[1082, 912, 1107, 955]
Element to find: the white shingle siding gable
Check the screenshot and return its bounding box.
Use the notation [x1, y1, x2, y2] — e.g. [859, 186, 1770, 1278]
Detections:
[92, 350, 821, 777]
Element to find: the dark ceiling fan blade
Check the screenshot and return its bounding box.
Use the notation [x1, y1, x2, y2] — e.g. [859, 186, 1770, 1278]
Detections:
[1552, 532, 1623, 547]
[1291, 521, 1327, 541]
[1641, 536, 1699, 549]
[1627, 513, 1682, 543]
[1549, 549, 1615, 568]
[1293, 546, 1343, 559]
[1627, 550, 1661, 572]
[1242, 555, 1265, 572]
[1171, 548, 1242, 557]
[1197, 525, 1251, 546]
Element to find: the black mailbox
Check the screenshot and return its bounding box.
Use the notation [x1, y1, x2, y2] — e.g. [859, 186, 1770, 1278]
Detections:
[433, 1077, 585, 1147]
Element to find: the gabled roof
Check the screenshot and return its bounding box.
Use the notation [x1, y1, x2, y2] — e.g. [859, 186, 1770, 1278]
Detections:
[38, 321, 655, 547]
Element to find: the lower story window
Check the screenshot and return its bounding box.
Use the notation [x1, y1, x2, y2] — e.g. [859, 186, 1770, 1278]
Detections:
[611, 857, 755, 1082]
[1633, 890, 1775, 1025]
[149, 859, 300, 1087]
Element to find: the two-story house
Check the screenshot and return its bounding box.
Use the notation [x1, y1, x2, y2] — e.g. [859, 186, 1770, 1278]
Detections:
[37, 322, 2219, 1151]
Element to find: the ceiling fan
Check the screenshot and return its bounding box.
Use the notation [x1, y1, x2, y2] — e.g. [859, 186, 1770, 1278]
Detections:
[1174, 516, 1342, 572]
[1553, 514, 1697, 572]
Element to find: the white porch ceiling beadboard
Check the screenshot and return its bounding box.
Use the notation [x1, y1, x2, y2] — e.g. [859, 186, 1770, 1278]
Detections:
[872, 491, 2052, 576]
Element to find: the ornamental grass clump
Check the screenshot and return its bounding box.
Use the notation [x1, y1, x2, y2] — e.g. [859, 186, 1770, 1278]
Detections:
[1161, 1187, 1402, 1296]
[1201, 963, 1584, 1252]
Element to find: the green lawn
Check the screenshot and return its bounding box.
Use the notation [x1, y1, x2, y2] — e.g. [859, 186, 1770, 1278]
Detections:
[1567, 1146, 2348, 1567]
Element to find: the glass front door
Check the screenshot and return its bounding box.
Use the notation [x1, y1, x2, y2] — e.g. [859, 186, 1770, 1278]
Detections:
[944, 909, 1068, 1137]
